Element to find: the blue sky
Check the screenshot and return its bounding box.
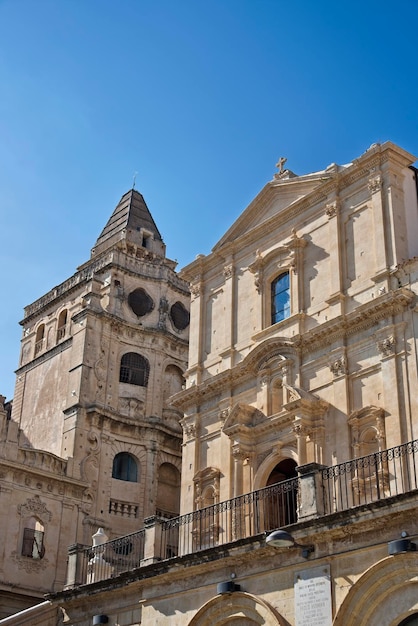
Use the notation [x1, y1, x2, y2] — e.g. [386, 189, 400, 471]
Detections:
[1, 0, 417, 400]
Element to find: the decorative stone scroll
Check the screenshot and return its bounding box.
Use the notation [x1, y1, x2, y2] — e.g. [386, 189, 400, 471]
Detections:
[190, 282, 201, 298]
[325, 200, 340, 218]
[377, 335, 395, 357]
[329, 355, 347, 377]
[18, 495, 52, 522]
[368, 174, 383, 194]
[249, 232, 307, 293]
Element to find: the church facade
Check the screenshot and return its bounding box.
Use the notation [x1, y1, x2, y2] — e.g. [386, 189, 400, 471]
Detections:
[2, 141, 418, 626]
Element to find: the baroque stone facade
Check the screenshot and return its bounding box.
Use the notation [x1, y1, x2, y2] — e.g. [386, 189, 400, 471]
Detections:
[0, 190, 189, 618]
[2, 142, 418, 626]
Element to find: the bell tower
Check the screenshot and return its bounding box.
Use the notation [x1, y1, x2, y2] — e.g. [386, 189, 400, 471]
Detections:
[11, 189, 190, 539]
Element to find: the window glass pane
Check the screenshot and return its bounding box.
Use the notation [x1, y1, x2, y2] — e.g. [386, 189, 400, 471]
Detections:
[22, 527, 44, 559]
[271, 272, 290, 325]
[112, 453, 138, 482]
[119, 353, 149, 386]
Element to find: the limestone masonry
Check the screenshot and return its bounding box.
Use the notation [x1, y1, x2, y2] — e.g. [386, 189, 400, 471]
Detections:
[1, 142, 418, 626]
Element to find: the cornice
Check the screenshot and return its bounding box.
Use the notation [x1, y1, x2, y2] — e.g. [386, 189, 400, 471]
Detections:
[298, 287, 415, 353]
[179, 143, 416, 286]
[22, 252, 115, 323]
[84, 405, 183, 445]
[22, 246, 189, 325]
[15, 337, 72, 375]
[0, 455, 86, 488]
[72, 307, 189, 349]
[172, 287, 415, 411]
[110, 257, 190, 296]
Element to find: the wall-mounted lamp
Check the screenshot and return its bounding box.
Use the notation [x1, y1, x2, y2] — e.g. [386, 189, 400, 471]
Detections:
[388, 532, 417, 556]
[92, 616, 109, 625]
[266, 530, 314, 558]
[217, 581, 241, 594]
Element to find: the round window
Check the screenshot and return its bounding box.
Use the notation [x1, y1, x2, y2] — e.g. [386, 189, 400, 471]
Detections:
[170, 301, 190, 330]
[128, 288, 154, 317]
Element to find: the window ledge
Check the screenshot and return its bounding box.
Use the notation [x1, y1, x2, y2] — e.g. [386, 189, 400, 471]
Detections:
[251, 313, 302, 343]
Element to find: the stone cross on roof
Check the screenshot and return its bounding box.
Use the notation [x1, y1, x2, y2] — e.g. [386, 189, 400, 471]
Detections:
[276, 156, 287, 173]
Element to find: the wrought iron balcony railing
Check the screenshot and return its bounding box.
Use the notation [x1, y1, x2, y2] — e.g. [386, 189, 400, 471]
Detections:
[68, 529, 146, 587]
[322, 439, 418, 514]
[66, 439, 418, 588]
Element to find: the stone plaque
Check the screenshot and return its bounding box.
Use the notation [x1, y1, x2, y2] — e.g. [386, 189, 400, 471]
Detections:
[294, 565, 332, 626]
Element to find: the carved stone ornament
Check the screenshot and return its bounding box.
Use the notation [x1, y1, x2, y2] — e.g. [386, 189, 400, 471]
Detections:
[325, 200, 340, 218]
[10, 550, 49, 573]
[292, 423, 311, 438]
[260, 374, 269, 387]
[190, 283, 201, 298]
[232, 444, 251, 462]
[219, 407, 231, 423]
[18, 495, 52, 522]
[368, 174, 383, 193]
[158, 295, 169, 330]
[184, 423, 197, 439]
[377, 335, 395, 357]
[119, 397, 144, 416]
[329, 356, 347, 377]
[223, 264, 234, 279]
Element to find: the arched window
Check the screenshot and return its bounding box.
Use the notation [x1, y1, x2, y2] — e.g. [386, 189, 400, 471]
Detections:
[156, 463, 181, 518]
[119, 352, 149, 386]
[34, 324, 45, 356]
[56, 309, 68, 343]
[112, 452, 138, 482]
[22, 517, 45, 559]
[271, 272, 290, 325]
[163, 365, 185, 403]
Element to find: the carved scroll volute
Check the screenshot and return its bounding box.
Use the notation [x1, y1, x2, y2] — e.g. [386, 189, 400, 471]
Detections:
[284, 229, 307, 275]
[249, 250, 264, 294]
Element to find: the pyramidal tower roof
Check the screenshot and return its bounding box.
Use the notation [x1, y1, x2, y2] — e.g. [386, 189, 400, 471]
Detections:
[91, 189, 164, 257]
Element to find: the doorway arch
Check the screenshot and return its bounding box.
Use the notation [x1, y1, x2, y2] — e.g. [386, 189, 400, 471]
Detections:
[188, 592, 287, 626]
[264, 458, 298, 529]
[333, 552, 418, 626]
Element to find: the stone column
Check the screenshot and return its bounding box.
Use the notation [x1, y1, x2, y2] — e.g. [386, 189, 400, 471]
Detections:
[287, 231, 307, 316]
[293, 419, 309, 466]
[368, 173, 389, 281]
[325, 196, 345, 316]
[180, 413, 199, 515]
[375, 326, 404, 443]
[232, 445, 246, 497]
[143, 441, 158, 518]
[220, 260, 236, 369]
[189, 273, 205, 385]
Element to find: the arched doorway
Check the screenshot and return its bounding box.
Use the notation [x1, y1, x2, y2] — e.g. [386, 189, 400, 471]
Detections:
[188, 591, 286, 626]
[156, 462, 181, 519]
[264, 459, 297, 529]
[333, 552, 418, 626]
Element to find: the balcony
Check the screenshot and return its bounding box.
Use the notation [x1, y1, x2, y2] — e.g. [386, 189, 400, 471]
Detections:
[66, 438, 418, 588]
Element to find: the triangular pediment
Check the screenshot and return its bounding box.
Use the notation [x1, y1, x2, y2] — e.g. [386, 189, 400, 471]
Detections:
[213, 172, 329, 252]
[223, 403, 266, 433]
